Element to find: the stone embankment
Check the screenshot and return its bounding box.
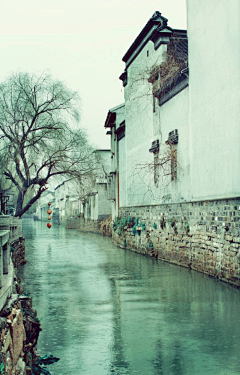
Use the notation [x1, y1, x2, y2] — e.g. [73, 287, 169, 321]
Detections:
[0, 216, 41, 375]
[66, 215, 112, 236]
[112, 198, 240, 288]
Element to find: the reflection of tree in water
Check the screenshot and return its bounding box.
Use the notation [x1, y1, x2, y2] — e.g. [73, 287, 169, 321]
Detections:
[108, 277, 130, 374]
[171, 341, 185, 375]
[152, 338, 164, 375]
[152, 339, 186, 375]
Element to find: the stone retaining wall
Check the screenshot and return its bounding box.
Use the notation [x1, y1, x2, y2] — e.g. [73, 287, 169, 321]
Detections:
[112, 197, 240, 287]
[66, 216, 112, 236]
[0, 216, 39, 374]
[11, 238, 26, 269]
[0, 292, 41, 375]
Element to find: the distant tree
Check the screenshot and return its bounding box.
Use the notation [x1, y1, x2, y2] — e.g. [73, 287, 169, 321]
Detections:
[0, 72, 95, 217]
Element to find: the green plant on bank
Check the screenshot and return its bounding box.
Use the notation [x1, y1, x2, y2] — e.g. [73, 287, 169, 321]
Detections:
[113, 216, 146, 237]
[132, 225, 137, 236]
[118, 218, 128, 235]
[32, 355, 60, 375]
[140, 222, 146, 231]
[148, 240, 154, 249]
[0, 362, 4, 375]
[112, 217, 131, 235]
[132, 217, 139, 236]
[185, 222, 190, 234]
[160, 215, 166, 229]
[127, 216, 132, 225]
[153, 223, 157, 229]
[123, 238, 127, 248]
[112, 217, 120, 232]
[170, 218, 178, 234]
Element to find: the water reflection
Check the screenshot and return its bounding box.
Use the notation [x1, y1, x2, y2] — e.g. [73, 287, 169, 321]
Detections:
[18, 219, 240, 375]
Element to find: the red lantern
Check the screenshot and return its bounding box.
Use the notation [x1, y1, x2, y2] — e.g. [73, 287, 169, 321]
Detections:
[47, 209, 52, 214]
[48, 215, 51, 220]
[48, 202, 52, 206]
[47, 223, 52, 229]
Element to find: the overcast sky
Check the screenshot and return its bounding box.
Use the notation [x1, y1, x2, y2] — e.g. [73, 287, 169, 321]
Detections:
[0, 0, 186, 149]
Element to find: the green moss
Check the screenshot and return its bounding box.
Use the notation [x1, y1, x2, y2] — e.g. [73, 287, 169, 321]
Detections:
[113, 217, 128, 235]
[140, 222, 146, 231]
[148, 241, 153, 249]
[132, 224, 137, 236]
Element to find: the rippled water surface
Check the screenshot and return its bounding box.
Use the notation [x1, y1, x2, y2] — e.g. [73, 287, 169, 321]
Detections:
[19, 219, 240, 375]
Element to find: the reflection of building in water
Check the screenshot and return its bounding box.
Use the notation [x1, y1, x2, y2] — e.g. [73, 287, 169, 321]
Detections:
[108, 276, 130, 372]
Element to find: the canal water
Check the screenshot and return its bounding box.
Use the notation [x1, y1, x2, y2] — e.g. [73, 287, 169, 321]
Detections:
[19, 219, 240, 375]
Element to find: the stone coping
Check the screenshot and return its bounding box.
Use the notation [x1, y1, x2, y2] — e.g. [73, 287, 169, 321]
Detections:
[0, 260, 14, 311]
[0, 230, 9, 247]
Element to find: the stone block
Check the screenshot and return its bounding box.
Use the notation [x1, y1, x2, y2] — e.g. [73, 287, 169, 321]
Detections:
[9, 310, 26, 366]
[233, 237, 240, 243]
[0, 216, 11, 230]
[15, 358, 27, 375]
[5, 350, 13, 375]
[1, 330, 12, 354]
[225, 234, 233, 241]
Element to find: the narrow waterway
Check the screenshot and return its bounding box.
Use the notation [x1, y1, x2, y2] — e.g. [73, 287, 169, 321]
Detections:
[19, 219, 240, 375]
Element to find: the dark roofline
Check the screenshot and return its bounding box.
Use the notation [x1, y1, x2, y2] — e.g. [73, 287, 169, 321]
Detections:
[104, 103, 125, 128]
[121, 12, 187, 73]
[93, 149, 111, 152]
[104, 111, 116, 128]
[122, 11, 168, 66]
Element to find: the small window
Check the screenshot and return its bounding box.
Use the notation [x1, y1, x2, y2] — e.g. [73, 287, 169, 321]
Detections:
[147, 50, 149, 57]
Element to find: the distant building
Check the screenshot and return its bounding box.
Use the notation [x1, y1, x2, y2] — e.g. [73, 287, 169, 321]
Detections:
[53, 149, 112, 229]
[104, 104, 125, 220]
[80, 149, 111, 222]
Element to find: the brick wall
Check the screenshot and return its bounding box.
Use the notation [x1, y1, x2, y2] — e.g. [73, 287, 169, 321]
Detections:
[112, 198, 240, 287]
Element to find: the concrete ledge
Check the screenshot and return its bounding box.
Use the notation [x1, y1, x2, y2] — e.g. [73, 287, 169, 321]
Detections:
[0, 230, 9, 247]
[0, 261, 14, 311]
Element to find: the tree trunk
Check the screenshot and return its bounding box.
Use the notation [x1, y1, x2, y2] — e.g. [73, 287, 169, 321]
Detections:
[15, 186, 46, 218]
[15, 191, 25, 217]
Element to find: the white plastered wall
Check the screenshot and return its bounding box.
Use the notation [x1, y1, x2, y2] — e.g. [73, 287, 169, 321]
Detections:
[187, 0, 240, 200]
[124, 40, 167, 206]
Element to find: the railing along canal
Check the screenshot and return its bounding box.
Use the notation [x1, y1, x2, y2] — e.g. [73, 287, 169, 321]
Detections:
[0, 215, 22, 310]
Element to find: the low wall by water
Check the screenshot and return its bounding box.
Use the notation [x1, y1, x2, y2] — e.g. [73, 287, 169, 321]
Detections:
[113, 197, 240, 288]
[66, 215, 112, 236]
[0, 216, 41, 375]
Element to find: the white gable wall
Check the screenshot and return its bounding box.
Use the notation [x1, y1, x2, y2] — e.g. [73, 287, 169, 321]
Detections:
[124, 36, 191, 206]
[124, 40, 167, 206]
[187, 0, 240, 200]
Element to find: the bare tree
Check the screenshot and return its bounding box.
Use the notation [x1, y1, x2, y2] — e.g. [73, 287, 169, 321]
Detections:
[0, 72, 96, 217]
[127, 143, 178, 203]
